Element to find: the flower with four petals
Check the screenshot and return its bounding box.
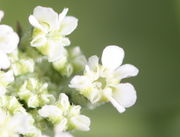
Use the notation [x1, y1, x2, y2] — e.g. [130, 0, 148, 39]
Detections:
[70, 45, 139, 113]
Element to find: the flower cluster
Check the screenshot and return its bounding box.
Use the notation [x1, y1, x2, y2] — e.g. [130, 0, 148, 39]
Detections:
[0, 6, 139, 137]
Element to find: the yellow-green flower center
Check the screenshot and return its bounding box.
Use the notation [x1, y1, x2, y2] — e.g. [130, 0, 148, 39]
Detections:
[95, 77, 107, 89]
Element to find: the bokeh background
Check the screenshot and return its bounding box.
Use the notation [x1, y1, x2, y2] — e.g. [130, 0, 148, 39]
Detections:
[0, 0, 180, 137]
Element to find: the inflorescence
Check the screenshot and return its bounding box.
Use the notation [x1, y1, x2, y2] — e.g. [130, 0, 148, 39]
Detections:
[0, 6, 139, 137]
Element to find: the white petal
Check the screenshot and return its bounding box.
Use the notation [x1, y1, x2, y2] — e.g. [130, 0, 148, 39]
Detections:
[0, 70, 14, 83]
[42, 135, 50, 137]
[114, 64, 139, 80]
[70, 46, 83, 58]
[70, 115, 90, 131]
[14, 113, 36, 135]
[70, 46, 82, 57]
[0, 86, 6, 95]
[29, 15, 44, 31]
[73, 54, 87, 68]
[48, 43, 66, 62]
[101, 45, 124, 70]
[113, 83, 137, 108]
[84, 65, 99, 81]
[0, 10, 4, 22]
[109, 96, 126, 113]
[31, 35, 47, 47]
[60, 37, 71, 46]
[59, 8, 69, 25]
[0, 51, 10, 69]
[33, 6, 59, 30]
[88, 88, 101, 104]
[70, 105, 81, 115]
[0, 109, 6, 123]
[60, 16, 78, 35]
[38, 105, 62, 117]
[55, 132, 73, 137]
[55, 118, 68, 132]
[69, 75, 91, 89]
[87, 55, 99, 71]
[59, 93, 70, 110]
[0, 25, 19, 53]
[103, 88, 125, 113]
[27, 95, 39, 108]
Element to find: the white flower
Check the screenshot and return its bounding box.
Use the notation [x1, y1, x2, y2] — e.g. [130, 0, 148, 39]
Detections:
[55, 132, 74, 137]
[9, 50, 35, 76]
[0, 70, 14, 95]
[53, 46, 87, 77]
[0, 51, 10, 70]
[0, 96, 26, 115]
[0, 109, 20, 137]
[39, 105, 63, 119]
[14, 113, 41, 136]
[69, 45, 139, 113]
[42, 132, 74, 137]
[0, 11, 19, 69]
[29, 6, 78, 62]
[12, 58, 35, 76]
[39, 93, 91, 132]
[0, 109, 40, 137]
[18, 78, 55, 108]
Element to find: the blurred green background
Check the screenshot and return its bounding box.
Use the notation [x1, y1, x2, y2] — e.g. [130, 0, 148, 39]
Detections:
[0, 0, 180, 137]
